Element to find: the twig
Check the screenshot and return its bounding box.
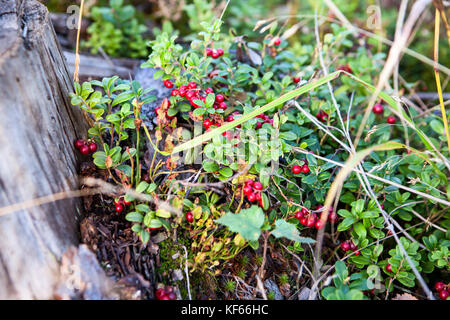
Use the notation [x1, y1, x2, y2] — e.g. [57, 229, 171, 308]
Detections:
[182, 246, 192, 300]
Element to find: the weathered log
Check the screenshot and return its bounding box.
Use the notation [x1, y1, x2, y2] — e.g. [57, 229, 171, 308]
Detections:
[0, 0, 89, 299]
[63, 50, 140, 82]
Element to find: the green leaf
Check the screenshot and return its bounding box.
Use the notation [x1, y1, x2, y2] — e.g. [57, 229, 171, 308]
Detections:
[353, 199, 365, 214]
[216, 206, 265, 241]
[136, 181, 149, 193]
[272, 219, 315, 243]
[430, 119, 444, 135]
[112, 91, 135, 106]
[125, 212, 143, 222]
[219, 167, 233, 178]
[337, 217, 357, 231]
[140, 229, 150, 244]
[205, 93, 215, 109]
[202, 160, 219, 172]
[131, 224, 142, 233]
[155, 209, 171, 218]
[354, 222, 367, 239]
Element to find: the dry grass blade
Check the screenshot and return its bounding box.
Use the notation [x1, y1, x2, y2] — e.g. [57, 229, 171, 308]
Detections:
[433, 8, 450, 155]
[73, 0, 85, 83]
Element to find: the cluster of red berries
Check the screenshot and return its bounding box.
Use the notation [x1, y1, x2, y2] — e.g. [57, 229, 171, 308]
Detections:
[295, 205, 338, 230]
[435, 281, 449, 300]
[155, 285, 177, 300]
[291, 159, 310, 175]
[295, 208, 319, 229]
[185, 211, 194, 223]
[206, 47, 224, 59]
[372, 103, 396, 124]
[169, 80, 228, 111]
[74, 139, 97, 155]
[340, 240, 360, 255]
[113, 197, 131, 213]
[243, 179, 264, 207]
[255, 113, 273, 129]
[316, 110, 328, 123]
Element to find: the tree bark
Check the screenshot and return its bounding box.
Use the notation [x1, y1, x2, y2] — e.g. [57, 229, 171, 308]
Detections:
[0, 0, 88, 299]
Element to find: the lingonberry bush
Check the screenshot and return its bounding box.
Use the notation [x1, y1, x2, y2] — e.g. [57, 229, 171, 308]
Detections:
[71, 5, 449, 300]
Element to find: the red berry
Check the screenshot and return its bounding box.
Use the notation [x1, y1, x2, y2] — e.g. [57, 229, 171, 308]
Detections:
[354, 250, 361, 256]
[293, 77, 300, 83]
[386, 264, 393, 273]
[205, 88, 214, 94]
[243, 185, 253, 195]
[226, 115, 234, 122]
[206, 48, 212, 56]
[164, 80, 173, 88]
[203, 118, 213, 129]
[301, 165, 310, 174]
[306, 217, 316, 228]
[215, 94, 225, 103]
[341, 242, 350, 251]
[245, 179, 254, 186]
[255, 192, 262, 201]
[349, 242, 357, 251]
[439, 290, 449, 300]
[316, 110, 328, 122]
[247, 193, 256, 202]
[301, 208, 309, 215]
[155, 288, 166, 300]
[219, 102, 227, 110]
[217, 48, 224, 56]
[80, 145, 90, 155]
[372, 103, 384, 114]
[273, 37, 281, 46]
[328, 211, 338, 223]
[188, 82, 197, 89]
[88, 142, 97, 153]
[185, 212, 194, 223]
[115, 203, 124, 213]
[171, 89, 179, 96]
[211, 49, 220, 59]
[315, 220, 325, 229]
[435, 282, 446, 292]
[160, 295, 170, 300]
[74, 139, 85, 149]
[295, 211, 303, 219]
[185, 90, 195, 100]
[256, 121, 263, 129]
[299, 218, 307, 225]
[253, 182, 263, 191]
[387, 116, 396, 124]
[292, 165, 302, 174]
